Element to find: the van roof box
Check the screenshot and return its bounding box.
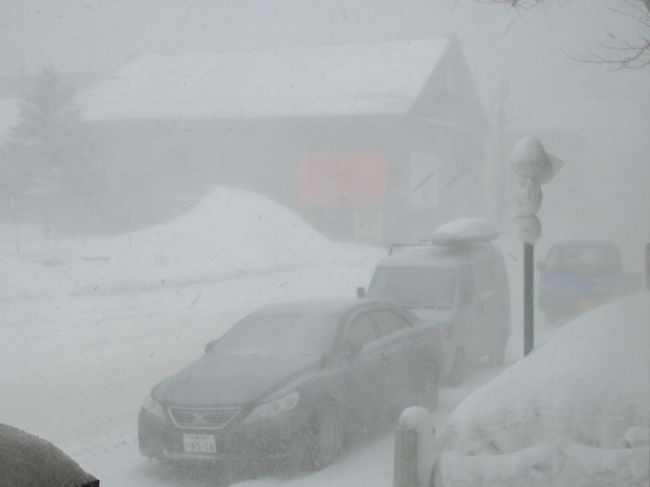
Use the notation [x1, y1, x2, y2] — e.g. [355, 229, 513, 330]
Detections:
[388, 218, 499, 255]
[431, 218, 499, 245]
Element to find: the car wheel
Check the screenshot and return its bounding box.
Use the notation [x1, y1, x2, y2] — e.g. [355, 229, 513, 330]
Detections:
[449, 348, 465, 387]
[306, 404, 343, 470]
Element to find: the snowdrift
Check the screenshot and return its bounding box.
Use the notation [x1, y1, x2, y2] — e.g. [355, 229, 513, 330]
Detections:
[434, 292, 650, 487]
[0, 188, 382, 299]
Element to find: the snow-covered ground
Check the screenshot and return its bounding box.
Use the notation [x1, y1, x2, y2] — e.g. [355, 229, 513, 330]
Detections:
[0, 188, 386, 485]
[434, 291, 650, 487]
[0, 187, 378, 301]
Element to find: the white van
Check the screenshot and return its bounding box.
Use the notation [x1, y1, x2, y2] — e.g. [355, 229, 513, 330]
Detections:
[358, 218, 510, 385]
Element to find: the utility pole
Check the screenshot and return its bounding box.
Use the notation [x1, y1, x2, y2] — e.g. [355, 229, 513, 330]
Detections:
[511, 137, 563, 356]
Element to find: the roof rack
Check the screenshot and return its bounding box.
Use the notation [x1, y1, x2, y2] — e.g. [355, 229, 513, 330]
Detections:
[388, 243, 436, 255]
[431, 218, 499, 245]
[388, 218, 499, 255]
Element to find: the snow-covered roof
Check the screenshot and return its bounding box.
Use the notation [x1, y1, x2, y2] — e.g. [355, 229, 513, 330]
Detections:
[78, 38, 449, 120]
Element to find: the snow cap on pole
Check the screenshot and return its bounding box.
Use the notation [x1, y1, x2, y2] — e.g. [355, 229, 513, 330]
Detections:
[516, 179, 542, 217]
[511, 137, 563, 185]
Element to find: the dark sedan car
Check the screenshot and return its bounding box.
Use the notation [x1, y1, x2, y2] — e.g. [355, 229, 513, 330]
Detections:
[138, 298, 443, 470]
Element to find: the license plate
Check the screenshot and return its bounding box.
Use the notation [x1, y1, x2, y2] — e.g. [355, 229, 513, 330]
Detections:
[183, 434, 216, 453]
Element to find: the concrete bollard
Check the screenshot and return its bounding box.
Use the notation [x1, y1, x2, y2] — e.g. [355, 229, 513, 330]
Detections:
[393, 406, 436, 487]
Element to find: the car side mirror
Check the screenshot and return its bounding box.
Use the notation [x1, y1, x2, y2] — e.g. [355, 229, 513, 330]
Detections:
[204, 339, 218, 354]
[356, 286, 366, 298]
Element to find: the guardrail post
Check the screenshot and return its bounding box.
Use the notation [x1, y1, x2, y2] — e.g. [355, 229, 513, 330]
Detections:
[394, 406, 436, 487]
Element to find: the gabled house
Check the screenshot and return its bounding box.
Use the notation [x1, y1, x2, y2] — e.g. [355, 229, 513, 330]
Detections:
[79, 37, 489, 241]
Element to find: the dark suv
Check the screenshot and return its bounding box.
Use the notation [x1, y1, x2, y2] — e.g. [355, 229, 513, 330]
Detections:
[538, 241, 641, 324]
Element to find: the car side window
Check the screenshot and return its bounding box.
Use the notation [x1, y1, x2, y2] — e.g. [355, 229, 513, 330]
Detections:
[458, 266, 476, 305]
[345, 314, 376, 352]
[370, 309, 410, 338]
[474, 260, 494, 294]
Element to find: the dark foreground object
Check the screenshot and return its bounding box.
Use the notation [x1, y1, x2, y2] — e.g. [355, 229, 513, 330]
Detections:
[0, 423, 99, 487]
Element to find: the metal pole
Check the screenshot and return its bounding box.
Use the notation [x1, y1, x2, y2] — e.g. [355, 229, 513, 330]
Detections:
[645, 242, 650, 289]
[524, 242, 534, 356]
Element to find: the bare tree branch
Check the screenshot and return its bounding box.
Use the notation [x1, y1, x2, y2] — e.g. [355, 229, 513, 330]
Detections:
[488, 0, 650, 68]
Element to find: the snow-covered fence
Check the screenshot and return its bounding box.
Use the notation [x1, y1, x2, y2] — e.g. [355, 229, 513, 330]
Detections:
[393, 407, 437, 487]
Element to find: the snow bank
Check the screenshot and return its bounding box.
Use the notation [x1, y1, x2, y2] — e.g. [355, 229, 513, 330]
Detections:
[435, 443, 648, 487]
[434, 292, 650, 486]
[0, 187, 383, 299]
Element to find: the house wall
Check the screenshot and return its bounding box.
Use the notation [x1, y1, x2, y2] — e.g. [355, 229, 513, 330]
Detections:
[44, 40, 488, 240]
[83, 109, 486, 243]
[399, 37, 489, 240]
[85, 116, 411, 238]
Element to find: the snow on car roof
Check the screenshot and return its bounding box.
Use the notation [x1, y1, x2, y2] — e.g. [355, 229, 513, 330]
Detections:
[78, 38, 449, 120]
[431, 217, 499, 245]
[253, 297, 378, 316]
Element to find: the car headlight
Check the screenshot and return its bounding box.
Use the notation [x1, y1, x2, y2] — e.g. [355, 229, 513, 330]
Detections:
[142, 394, 166, 420]
[244, 392, 300, 424]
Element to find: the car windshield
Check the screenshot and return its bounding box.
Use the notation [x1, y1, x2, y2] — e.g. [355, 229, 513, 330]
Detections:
[368, 267, 457, 309]
[208, 313, 339, 356]
[545, 246, 618, 275]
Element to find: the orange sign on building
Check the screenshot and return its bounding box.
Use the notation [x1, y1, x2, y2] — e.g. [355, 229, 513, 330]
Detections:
[299, 152, 387, 208]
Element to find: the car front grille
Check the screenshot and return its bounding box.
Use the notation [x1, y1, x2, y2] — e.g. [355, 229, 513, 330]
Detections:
[168, 407, 241, 430]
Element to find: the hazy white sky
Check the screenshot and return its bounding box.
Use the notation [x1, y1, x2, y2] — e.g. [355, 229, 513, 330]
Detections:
[2, 0, 647, 127]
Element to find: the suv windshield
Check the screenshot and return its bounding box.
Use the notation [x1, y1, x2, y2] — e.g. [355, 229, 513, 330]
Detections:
[367, 267, 457, 309]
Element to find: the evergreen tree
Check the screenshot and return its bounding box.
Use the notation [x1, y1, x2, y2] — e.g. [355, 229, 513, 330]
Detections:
[1, 69, 91, 235]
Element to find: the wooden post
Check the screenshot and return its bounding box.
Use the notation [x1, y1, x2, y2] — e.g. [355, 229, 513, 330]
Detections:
[394, 423, 418, 487]
[394, 407, 436, 487]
